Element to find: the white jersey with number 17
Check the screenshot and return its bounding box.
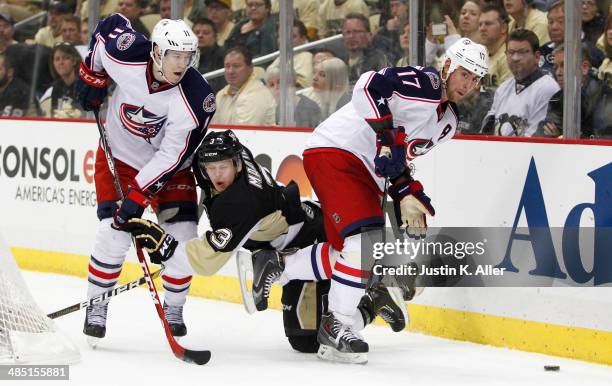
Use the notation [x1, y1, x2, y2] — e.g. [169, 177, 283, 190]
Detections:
[306, 66, 458, 191]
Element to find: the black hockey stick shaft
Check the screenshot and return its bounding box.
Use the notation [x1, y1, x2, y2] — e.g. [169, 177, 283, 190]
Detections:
[93, 109, 211, 365]
[47, 269, 162, 319]
[369, 177, 389, 288]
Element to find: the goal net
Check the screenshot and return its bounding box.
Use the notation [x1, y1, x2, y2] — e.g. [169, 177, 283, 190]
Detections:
[0, 235, 80, 364]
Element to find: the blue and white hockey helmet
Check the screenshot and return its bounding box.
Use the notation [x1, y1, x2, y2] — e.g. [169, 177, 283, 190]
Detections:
[443, 37, 489, 79]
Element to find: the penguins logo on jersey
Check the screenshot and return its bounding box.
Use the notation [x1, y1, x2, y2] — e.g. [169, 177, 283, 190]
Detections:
[119, 103, 167, 142]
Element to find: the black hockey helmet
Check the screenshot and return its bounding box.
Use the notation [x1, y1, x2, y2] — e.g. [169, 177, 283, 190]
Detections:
[197, 129, 243, 167]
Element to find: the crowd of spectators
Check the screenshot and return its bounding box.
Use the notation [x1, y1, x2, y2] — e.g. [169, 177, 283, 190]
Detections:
[0, 0, 609, 138]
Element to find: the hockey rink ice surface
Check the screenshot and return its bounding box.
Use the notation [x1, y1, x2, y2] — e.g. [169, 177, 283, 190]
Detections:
[15, 271, 612, 386]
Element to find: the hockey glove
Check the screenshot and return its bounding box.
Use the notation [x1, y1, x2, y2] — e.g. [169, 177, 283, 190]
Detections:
[121, 218, 178, 264]
[112, 186, 151, 230]
[388, 179, 435, 239]
[76, 62, 109, 111]
[374, 127, 408, 179]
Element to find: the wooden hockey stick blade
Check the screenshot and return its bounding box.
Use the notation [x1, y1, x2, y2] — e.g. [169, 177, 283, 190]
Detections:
[47, 269, 162, 319]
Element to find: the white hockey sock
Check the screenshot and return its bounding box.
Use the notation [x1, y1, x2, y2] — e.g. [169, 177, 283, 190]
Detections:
[333, 310, 366, 332]
[162, 274, 192, 306]
[88, 218, 131, 298]
[281, 242, 334, 284]
[87, 255, 125, 298]
[158, 222, 197, 307]
[327, 234, 367, 321]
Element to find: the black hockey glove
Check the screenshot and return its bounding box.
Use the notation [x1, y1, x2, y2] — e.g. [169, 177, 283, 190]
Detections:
[374, 127, 407, 179]
[121, 218, 178, 264]
[112, 185, 151, 230]
[76, 62, 109, 111]
[388, 178, 435, 239]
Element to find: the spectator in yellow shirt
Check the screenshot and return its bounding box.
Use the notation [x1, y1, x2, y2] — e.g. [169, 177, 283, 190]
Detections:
[267, 20, 313, 88]
[505, 0, 550, 45]
[34, 1, 70, 48]
[212, 46, 276, 126]
[206, 0, 235, 47]
[479, 4, 512, 90]
[80, 0, 119, 21]
[317, 0, 370, 38]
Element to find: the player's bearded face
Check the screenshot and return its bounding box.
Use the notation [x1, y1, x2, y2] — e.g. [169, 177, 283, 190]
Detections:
[446, 66, 480, 102]
[204, 159, 239, 193]
[159, 49, 196, 84]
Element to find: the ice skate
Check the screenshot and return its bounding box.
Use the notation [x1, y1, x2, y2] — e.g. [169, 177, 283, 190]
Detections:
[359, 282, 409, 332]
[84, 303, 108, 348]
[317, 312, 368, 364]
[163, 302, 187, 337]
[251, 249, 285, 311]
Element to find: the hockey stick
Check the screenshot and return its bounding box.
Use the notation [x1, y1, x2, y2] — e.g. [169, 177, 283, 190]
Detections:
[93, 109, 211, 365]
[47, 269, 162, 319]
[379, 169, 422, 301]
[365, 149, 391, 290]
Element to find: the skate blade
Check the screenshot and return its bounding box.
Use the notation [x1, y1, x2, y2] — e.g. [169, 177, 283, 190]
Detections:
[86, 336, 101, 349]
[317, 344, 368, 364]
[236, 248, 257, 314]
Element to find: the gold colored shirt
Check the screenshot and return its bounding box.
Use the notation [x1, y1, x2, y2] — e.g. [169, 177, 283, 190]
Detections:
[217, 21, 235, 47]
[212, 73, 276, 126]
[269, 51, 314, 87]
[485, 43, 512, 90]
[80, 0, 120, 20]
[34, 26, 63, 48]
[317, 0, 370, 38]
[271, 0, 319, 32]
[508, 8, 550, 46]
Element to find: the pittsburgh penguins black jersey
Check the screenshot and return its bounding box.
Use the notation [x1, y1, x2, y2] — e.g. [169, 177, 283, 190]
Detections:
[177, 145, 318, 276]
[201, 146, 308, 252]
[183, 144, 329, 353]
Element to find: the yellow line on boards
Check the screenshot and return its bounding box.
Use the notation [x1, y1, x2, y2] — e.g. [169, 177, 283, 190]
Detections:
[11, 247, 612, 366]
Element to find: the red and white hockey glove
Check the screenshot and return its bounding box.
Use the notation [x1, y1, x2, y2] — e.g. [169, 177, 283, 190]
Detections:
[76, 62, 109, 111]
[112, 185, 151, 230]
[374, 127, 408, 179]
[388, 178, 435, 239]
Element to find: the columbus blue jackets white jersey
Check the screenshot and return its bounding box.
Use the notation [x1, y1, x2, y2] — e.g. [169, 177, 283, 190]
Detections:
[306, 66, 458, 191]
[85, 14, 215, 195]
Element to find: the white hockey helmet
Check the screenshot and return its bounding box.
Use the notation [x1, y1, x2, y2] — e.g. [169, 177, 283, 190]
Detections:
[442, 37, 489, 80]
[150, 19, 199, 83]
